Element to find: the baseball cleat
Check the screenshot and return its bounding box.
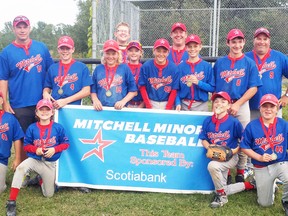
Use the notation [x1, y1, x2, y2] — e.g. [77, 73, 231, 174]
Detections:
[210, 193, 228, 208]
[6, 200, 16, 216]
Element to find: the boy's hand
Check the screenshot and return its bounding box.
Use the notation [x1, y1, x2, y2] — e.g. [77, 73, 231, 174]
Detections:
[44, 148, 56, 158]
[36, 148, 44, 156]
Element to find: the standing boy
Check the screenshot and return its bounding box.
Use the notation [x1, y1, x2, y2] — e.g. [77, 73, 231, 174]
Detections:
[6, 99, 69, 216]
[43, 35, 92, 109]
[199, 91, 255, 208]
[214, 29, 262, 182]
[0, 91, 24, 195]
[176, 34, 215, 111]
[241, 94, 288, 214]
[138, 38, 179, 110]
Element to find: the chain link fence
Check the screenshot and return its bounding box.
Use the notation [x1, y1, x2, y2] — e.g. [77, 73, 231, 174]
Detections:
[93, 0, 288, 59]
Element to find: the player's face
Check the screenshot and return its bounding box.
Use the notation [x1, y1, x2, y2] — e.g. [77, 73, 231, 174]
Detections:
[260, 103, 278, 121]
[153, 47, 169, 65]
[104, 50, 119, 67]
[36, 107, 54, 122]
[127, 47, 142, 63]
[170, 28, 187, 47]
[227, 38, 245, 58]
[13, 23, 31, 43]
[114, 26, 130, 44]
[186, 42, 202, 59]
[212, 97, 230, 115]
[253, 34, 270, 56]
[58, 46, 75, 63]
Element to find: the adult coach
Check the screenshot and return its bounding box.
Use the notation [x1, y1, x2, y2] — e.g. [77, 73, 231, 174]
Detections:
[241, 94, 288, 214]
[114, 22, 131, 63]
[0, 15, 54, 160]
[213, 29, 262, 182]
[167, 22, 189, 65]
[246, 27, 288, 119]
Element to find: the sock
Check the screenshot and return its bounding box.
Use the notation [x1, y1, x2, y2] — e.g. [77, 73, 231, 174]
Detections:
[39, 178, 43, 186]
[228, 169, 231, 175]
[216, 189, 225, 195]
[9, 187, 20, 201]
[244, 182, 254, 190]
[237, 169, 244, 175]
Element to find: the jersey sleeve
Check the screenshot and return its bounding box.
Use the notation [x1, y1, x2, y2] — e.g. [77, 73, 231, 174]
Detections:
[240, 123, 253, 150]
[197, 64, 215, 93]
[81, 64, 93, 87]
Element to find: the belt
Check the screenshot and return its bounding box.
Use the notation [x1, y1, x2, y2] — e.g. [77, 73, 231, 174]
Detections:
[253, 164, 266, 168]
[129, 100, 142, 105]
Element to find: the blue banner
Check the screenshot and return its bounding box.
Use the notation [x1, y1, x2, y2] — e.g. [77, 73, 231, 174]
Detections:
[55, 106, 214, 194]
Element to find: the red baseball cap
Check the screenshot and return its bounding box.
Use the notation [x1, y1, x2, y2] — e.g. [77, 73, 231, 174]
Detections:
[13, 15, 30, 27]
[103, 39, 120, 52]
[259, 94, 279, 107]
[186, 34, 202, 45]
[254, 27, 270, 38]
[171, 22, 187, 32]
[58, 36, 74, 49]
[211, 91, 231, 103]
[36, 99, 53, 110]
[127, 41, 142, 51]
[153, 38, 170, 50]
[227, 29, 245, 40]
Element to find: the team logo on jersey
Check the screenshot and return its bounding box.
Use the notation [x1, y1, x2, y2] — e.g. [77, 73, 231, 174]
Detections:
[207, 130, 230, 145]
[98, 75, 123, 91]
[33, 136, 57, 147]
[180, 72, 205, 84]
[54, 73, 79, 87]
[259, 61, 276, 76]
[220, 69, 245, 83]
[80, 128, 116, 162]
[16, 54, 43, 72]
[148, 76, 172, 90]
[0, 123, 9, 133]
[255, 134, 284, 151]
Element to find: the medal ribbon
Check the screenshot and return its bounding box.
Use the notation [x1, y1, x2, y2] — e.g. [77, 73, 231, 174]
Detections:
[259, 117, 277, 153]
[128, 63, 142, 84]
[252, 49, 271, 71]
[37, 121, 53, 151]
[58, 59, 75, 89]
[0, 110, 4, 125]
[105, 65, 118, 91]
[171, 48, 185, 65]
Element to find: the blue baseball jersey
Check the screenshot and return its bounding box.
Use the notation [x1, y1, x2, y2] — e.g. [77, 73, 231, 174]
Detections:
[24, 121, 69, 162]
[127, 63, 143, 102]
[44, 61, 93, 105]
[167, 48, 189, 65]
[0, 112, 25, 165]
[199, 114, 243, 149]
[246, 49, 288, 110]
[0, 40, 54, 108]
[176, 59, 215, 105]
[91, 63, 137, 107]
[214, 55, 262, 100]
[240, 118, 288, 166]
[138, 60, 179, 101]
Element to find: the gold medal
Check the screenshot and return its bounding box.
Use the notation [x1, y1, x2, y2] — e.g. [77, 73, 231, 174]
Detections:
[106, 90, 112, 97]
[271, 153, 277, 160]
[186, 81, 192, 87]
[58, 88, 64, 95]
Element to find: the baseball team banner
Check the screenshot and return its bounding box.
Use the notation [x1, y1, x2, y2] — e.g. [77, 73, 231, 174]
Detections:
[55, 106, 214, 194]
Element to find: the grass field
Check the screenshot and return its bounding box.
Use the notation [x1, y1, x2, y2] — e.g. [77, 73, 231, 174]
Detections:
[1, 104, 288, 216]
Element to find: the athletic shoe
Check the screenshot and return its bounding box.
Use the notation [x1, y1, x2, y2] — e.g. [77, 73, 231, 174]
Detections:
[282, 199, 288, 216]
[249, 178, 257, 189]
[235, 174, 244, 183]
[244, 167, 254, 179]
[227, 175, 232, 185]
[210, 193, 228, 208]
[26, 175, 41, 187]
[6, 200, 16, 216]
[77, 187, 91, 193]
[21, 174, 30, 187]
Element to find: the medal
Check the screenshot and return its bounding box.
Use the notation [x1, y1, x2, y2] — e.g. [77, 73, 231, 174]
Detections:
[106, 90, 112, 97]
[58, 88, 64, 95]
[186, 81, 192, 87]
[271, 153, 277, 160]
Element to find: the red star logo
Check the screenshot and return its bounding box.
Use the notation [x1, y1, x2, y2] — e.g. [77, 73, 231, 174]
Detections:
[79, 128, 116, 162]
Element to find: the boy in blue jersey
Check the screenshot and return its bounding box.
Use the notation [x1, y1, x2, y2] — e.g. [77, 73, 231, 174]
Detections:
[241, 94, 288, 214]
[6, 99, 69, 216]
[246, 27, 288, 119]
[43, 35, 92, 109]
[214, 29, 262, 183]
[199, 91, 255, 208]
[0, 92, 24, 195]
